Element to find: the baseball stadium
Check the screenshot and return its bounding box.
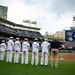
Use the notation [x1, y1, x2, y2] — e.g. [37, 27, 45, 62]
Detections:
[0, 5, 75, 75]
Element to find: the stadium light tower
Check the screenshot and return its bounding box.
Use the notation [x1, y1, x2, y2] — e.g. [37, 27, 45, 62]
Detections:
[70, 16, 75, 30]
[23, 19, 37, 27]
[22, 19, 30, 30]
[73, 16, 75, 26]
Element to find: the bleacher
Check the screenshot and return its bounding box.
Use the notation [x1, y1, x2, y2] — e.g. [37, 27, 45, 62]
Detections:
[0, 18, 44, 42]
[0, 24, 43, 39]
[59, 42, 75, 53]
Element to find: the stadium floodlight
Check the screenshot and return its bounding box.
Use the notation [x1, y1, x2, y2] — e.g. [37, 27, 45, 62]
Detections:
[23, 19, 37, 28]
[23, 20, 37, 25]
[73, 16, 75, 21]
[31, 21, 37, 25]
[23, 20, 30, 23]
[73, 16, 75, 26]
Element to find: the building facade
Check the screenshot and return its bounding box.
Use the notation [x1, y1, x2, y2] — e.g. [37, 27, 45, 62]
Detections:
[0, 5, 8, 19]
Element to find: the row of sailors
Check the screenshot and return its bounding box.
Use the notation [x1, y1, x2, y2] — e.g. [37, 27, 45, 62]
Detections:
[0, 37, 50, 66]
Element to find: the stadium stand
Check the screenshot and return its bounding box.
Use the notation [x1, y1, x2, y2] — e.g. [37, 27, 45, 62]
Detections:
[0, 18, 44, 43]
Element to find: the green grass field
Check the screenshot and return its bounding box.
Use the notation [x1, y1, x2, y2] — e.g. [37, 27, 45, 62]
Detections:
[0, 52, 75, 75]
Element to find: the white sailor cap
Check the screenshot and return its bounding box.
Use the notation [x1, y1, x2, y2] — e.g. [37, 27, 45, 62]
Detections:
[24, 38, 28, 41]
[44, 38, 48, 41]
[10, 36, 13, 39]
[16, 37, 20, 40]
[2, 40, 5, 42]
[34, 38, 38, 40]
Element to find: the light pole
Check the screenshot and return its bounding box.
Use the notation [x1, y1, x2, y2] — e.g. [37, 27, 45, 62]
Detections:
[23, 19, 37, 28]
[73, 16, 75, 26]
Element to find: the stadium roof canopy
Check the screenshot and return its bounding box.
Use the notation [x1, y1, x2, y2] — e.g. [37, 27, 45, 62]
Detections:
[0, 18, 41, 30]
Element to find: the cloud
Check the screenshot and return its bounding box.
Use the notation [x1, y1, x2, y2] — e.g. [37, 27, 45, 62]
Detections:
[50, 0, 75, 16]
[6, 0, 44, 23]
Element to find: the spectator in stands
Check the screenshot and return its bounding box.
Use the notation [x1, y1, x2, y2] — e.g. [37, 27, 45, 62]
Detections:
[40, 38, 50, 66]
[50, 36, 62, 68]
[0, 40, 6, 60]
[31, 38, 39, 65]
[6, 37, 14, 62]
[14, 38, 21, 63]
[21, 38, 30, 64]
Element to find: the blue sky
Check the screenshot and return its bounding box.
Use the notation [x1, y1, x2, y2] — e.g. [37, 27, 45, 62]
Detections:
[0, 0, 75, 35]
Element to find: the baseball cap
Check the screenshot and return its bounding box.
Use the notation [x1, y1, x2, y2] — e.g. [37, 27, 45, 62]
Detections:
[54, 36, 57, 39]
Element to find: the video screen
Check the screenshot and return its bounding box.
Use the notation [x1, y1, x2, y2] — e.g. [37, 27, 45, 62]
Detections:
[65, 30, 75, 42]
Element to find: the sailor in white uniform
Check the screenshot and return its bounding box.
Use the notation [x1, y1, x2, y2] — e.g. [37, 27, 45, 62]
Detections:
[6, 37, 14, 62]
[31, 38, 39, 65]
[0, 40, 6, 60]
[14, 38, 21, 63]
[21, 38, 30, 64]
[40, 38, 50, 66]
